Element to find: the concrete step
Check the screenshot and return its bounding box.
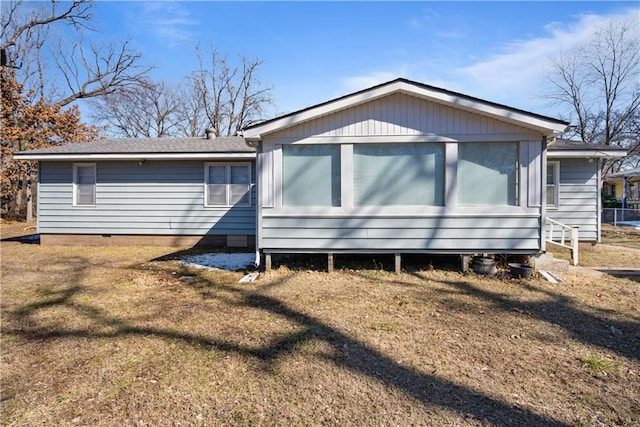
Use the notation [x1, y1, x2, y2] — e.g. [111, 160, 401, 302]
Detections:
[532, 252, 570, 273]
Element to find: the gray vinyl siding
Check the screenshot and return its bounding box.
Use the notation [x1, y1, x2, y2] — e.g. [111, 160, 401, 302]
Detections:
[38, 161, 256, 235]
[547, 158, 598, 241]
[261, 216, 540, 252]
[272, 93, 534, 138]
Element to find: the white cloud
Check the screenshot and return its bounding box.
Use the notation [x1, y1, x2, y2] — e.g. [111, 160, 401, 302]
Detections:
[454, 8, 639, 111]
[341, 71, 401, 92]
[140, 2, 199, 46]
[340, 8, 637, 117]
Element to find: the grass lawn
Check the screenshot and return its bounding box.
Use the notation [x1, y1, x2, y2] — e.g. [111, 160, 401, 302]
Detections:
[552, 224, 640, 268]
[1, 222, 639, 426]
[602, 224, 640, 250]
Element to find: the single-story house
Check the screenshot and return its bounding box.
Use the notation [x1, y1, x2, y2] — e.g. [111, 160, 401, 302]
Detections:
[603, 166, 640, 209]
[14, 78, 626, 268]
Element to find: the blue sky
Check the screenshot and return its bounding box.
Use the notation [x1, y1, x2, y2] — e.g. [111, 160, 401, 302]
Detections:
[88, 1, 637, 121]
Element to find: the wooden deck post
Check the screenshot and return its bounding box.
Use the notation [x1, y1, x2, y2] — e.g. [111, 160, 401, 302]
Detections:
[265, 253, 272, 271]
[395, 253, 401, 273]
[328, 253, 334, 273]
[461, 255, 470, 272]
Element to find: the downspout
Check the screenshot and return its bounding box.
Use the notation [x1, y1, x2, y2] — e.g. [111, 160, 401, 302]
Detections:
[244, 136, 262, 268]
[597, 159, 602, 243]
[36, 161, 41, 234]
[541, 137, 548, 252]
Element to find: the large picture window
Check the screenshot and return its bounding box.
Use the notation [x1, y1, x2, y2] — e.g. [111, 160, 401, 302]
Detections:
[73, 163, 96, 206]
[282, 144, 341, 207]
[458, 142, 519, 206]
[353, 143, 444, 206]
[205, 163, 251, 207]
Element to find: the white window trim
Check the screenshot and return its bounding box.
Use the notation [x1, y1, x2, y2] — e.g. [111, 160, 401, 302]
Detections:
[72, 163, 96, 207]
[204, 162, 252, 207]
[546, 161, 560, 209]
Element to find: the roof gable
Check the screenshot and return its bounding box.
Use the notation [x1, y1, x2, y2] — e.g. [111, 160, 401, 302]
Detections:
[266, 92, 538, 140]
[243, 78, 569, 140]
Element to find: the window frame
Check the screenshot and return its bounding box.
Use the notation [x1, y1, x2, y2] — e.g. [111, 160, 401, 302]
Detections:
[457, 142, 520, 207]
[281, 144, 342, 208]
[352, 142, 444, 207]
[204, 162, 252, 208]
[72, 163, 96, 207]
[546, 160, 560, 209]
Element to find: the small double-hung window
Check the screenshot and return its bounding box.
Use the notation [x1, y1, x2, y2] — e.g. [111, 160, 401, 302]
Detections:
[73, 163, 96, 206]
[546, 161, 560, 209]
[205, 163, 251, 207]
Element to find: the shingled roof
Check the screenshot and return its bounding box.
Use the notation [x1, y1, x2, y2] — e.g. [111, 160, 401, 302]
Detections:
[547, 138, 627, 158]
[13, 137, 255, 160]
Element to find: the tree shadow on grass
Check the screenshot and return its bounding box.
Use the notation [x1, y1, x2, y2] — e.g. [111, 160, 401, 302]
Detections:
[408, 271, 640, 363]
[0, 234, 40, 244]
[4, 264, 571, 426]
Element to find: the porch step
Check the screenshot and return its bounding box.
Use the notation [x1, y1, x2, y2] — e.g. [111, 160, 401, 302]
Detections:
[532, 253, 570, 273]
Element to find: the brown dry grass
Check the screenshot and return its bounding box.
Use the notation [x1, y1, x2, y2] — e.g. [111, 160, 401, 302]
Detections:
[1, 222, 639, 426]
[602, 224, 640, 250]
[552, 225, 640, 268]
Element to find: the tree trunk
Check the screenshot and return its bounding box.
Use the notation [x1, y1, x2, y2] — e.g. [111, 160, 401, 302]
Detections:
[14, 179, 23, 218]
[26, 181, 33, 221]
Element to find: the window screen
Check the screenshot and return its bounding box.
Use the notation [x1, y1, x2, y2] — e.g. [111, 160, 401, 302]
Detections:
[353, 143, 444, 206]
[458, 142, 519, 206]
[282, 144, 341, 207]
[74, 164, 96, 206]
[546, 161, 559, 208]
[205, 163, 251, 207]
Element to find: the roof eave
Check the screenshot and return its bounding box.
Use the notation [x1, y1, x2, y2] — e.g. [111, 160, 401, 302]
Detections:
[547, 150, 627, 159]
[12, 152, 256, 161]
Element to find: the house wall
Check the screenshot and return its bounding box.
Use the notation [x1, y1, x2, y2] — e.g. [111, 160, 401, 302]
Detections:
[258, 94, 547, 254]
[273, 93, 536, 139]
[38, 160, 256, 244]
[547, 158, 599, 241]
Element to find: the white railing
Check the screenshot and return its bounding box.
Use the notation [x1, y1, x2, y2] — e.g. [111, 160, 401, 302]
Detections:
[545, 218, 579, 266]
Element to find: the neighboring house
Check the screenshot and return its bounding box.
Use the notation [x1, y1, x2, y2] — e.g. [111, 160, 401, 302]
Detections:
[604, 167, 640, 209]
[14, 78, 626, 267]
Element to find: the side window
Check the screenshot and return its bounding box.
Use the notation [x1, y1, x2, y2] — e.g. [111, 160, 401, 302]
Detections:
[205, 163, 251, 207]
[546, 161, 560, 209]
[73, 163, 96, 206]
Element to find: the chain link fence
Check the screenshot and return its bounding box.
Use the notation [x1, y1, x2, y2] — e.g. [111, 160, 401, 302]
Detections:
[602, 208, 640, 226]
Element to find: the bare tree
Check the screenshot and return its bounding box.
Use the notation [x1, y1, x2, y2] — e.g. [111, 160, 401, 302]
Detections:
[1, 0, 150, 219]
[189, 47, 273, 137]
[1, 0, 150, 107]
[545, 16, 640, 169]
[174, 80, 209, 137]
[91, 80, 187, 138]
